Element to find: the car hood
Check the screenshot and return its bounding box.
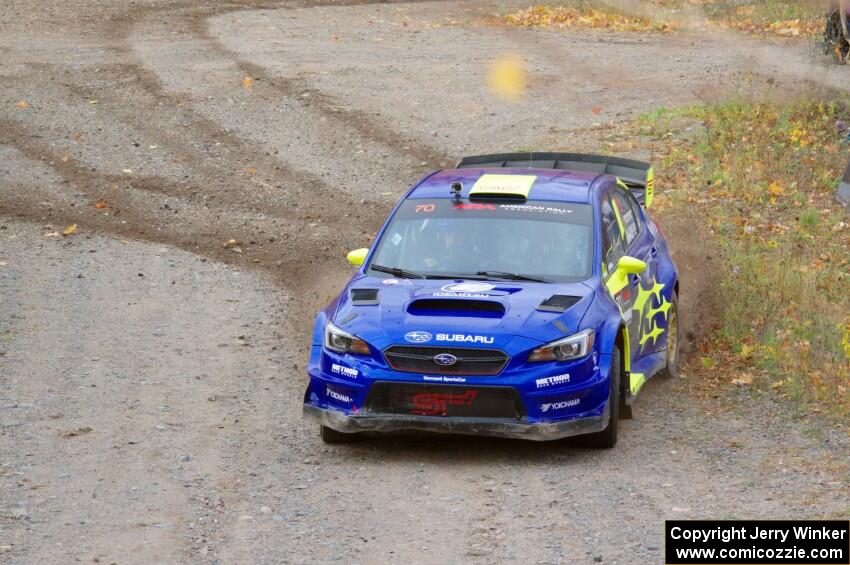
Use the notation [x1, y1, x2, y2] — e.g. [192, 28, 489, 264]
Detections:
[332, 276, 596, 352]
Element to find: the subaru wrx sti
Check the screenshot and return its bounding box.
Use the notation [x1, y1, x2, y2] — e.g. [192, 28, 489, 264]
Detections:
[304, 153, 679, 448]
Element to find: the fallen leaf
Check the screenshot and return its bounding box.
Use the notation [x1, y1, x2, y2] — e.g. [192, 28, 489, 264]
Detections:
[244, 166, 257, 174]
[731, 373, 754, 386]
[242, 76, 254, 89]
[16, 100, 29, 109]
[768, 181, 784, 196]
[62, 223, 77, 236]
[591, 106, 603, 115]
[94, 199, 108, 209]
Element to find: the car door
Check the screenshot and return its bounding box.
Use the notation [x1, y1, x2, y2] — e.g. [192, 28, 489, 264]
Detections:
[600, 188, 634, 326]
[609, 185, 663, 362]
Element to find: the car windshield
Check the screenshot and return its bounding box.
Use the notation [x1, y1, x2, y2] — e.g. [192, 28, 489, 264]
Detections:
[368, 199, 593, 282]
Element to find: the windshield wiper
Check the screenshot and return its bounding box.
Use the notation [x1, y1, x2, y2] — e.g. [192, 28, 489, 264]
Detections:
[474, 271, 550, 283]
[370, 264, 426, 279]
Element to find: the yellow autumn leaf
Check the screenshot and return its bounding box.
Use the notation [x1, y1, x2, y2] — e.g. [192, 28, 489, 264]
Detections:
[16, 100, 29, 109]
[768, 181, 784, 196]
[242, 76, 254, 89]
[62, 223, 77, 236]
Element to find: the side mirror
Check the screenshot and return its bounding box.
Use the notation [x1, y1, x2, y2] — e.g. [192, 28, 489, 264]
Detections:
[606, 256, 647, 296]
[617, 256, 647, 275]
[346, 248, 369, 267]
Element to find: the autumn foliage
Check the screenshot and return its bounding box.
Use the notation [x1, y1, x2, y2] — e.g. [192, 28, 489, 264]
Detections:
[640, 100, 850, 418]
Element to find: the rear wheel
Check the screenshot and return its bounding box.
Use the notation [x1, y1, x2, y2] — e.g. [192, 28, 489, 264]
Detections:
[583, 346, 620, 449]
[320, 425, 358, 444]
[658, 291, 680, 379]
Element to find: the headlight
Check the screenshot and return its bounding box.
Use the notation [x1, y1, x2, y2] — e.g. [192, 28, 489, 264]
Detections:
[324, 321, 370, 355]
[528, 329, 595, 362]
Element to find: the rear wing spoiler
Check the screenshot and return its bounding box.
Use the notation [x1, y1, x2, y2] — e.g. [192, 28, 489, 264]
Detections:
[457, 152, 655, 207]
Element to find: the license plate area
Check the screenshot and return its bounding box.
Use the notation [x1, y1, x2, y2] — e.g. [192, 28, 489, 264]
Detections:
[364, 383, 524, 419]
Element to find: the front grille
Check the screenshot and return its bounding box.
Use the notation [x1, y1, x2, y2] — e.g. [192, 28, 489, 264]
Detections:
[365, 382, 524, 419]
[384, 346, 509, 376]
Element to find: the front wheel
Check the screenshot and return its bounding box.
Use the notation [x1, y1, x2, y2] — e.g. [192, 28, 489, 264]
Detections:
[582, 346, 620, 449]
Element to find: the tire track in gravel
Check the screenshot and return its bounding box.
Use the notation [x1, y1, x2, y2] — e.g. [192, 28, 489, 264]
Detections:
[0, 112, 360, 327]
[185, 12, 451, 170]
[62, 63, 367, 220]
[95, 7, 485, 560]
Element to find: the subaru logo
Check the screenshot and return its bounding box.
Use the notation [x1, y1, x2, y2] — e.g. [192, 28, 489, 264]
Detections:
[433, 353, 458, 366]
[404, 331, 432, 343]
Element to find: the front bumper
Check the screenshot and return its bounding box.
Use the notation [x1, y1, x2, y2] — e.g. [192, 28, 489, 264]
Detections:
[303, 402, 609, 442]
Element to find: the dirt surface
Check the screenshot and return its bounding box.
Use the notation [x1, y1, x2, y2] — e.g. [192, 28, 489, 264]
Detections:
[1, 1, 848, 563]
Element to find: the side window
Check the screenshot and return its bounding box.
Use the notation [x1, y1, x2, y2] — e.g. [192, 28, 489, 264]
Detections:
[601, 196, 626, 275]
[610, 187, 639, 247]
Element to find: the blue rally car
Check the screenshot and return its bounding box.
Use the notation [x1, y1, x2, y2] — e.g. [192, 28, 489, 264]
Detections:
[304, 153, 679, 448]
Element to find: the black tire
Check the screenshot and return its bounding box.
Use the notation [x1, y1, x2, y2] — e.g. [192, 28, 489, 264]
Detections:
[657, 291, 680, 379]
[320, 425, 358, 444]
[583, 346, 620, 449]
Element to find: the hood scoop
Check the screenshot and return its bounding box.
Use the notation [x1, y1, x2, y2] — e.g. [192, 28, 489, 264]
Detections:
[350, 288, 380, 306]
[537, 295, 581, 313]
[407, 298, 505, 319]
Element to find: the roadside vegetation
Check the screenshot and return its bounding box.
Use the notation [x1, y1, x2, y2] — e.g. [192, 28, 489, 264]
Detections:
[504, 1, 822, 37]
[504, 2, 674, 32]
[629, 98, 850, 419]
[683, 0, 823, 37]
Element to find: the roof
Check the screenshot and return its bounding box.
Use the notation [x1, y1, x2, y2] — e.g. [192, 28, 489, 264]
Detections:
[407, 168, 603, 204]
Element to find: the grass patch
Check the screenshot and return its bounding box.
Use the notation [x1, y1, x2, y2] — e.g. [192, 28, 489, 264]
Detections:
[637, 98, 850, 418]
[690, 0, 824, 38]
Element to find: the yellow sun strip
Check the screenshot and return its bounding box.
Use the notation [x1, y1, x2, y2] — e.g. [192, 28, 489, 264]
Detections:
[469, 174, 536, 198]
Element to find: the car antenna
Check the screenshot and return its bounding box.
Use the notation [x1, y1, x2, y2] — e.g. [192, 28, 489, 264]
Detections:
[451, 181, 462, 202]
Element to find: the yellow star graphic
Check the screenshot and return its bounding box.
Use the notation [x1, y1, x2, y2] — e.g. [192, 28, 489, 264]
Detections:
[645, 296, 671, 323]
[649, 281, 665, 304]
[639, 320, 664, 348]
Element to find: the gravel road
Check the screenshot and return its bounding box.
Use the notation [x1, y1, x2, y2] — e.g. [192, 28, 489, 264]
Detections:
[1, 1, 848, 563]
